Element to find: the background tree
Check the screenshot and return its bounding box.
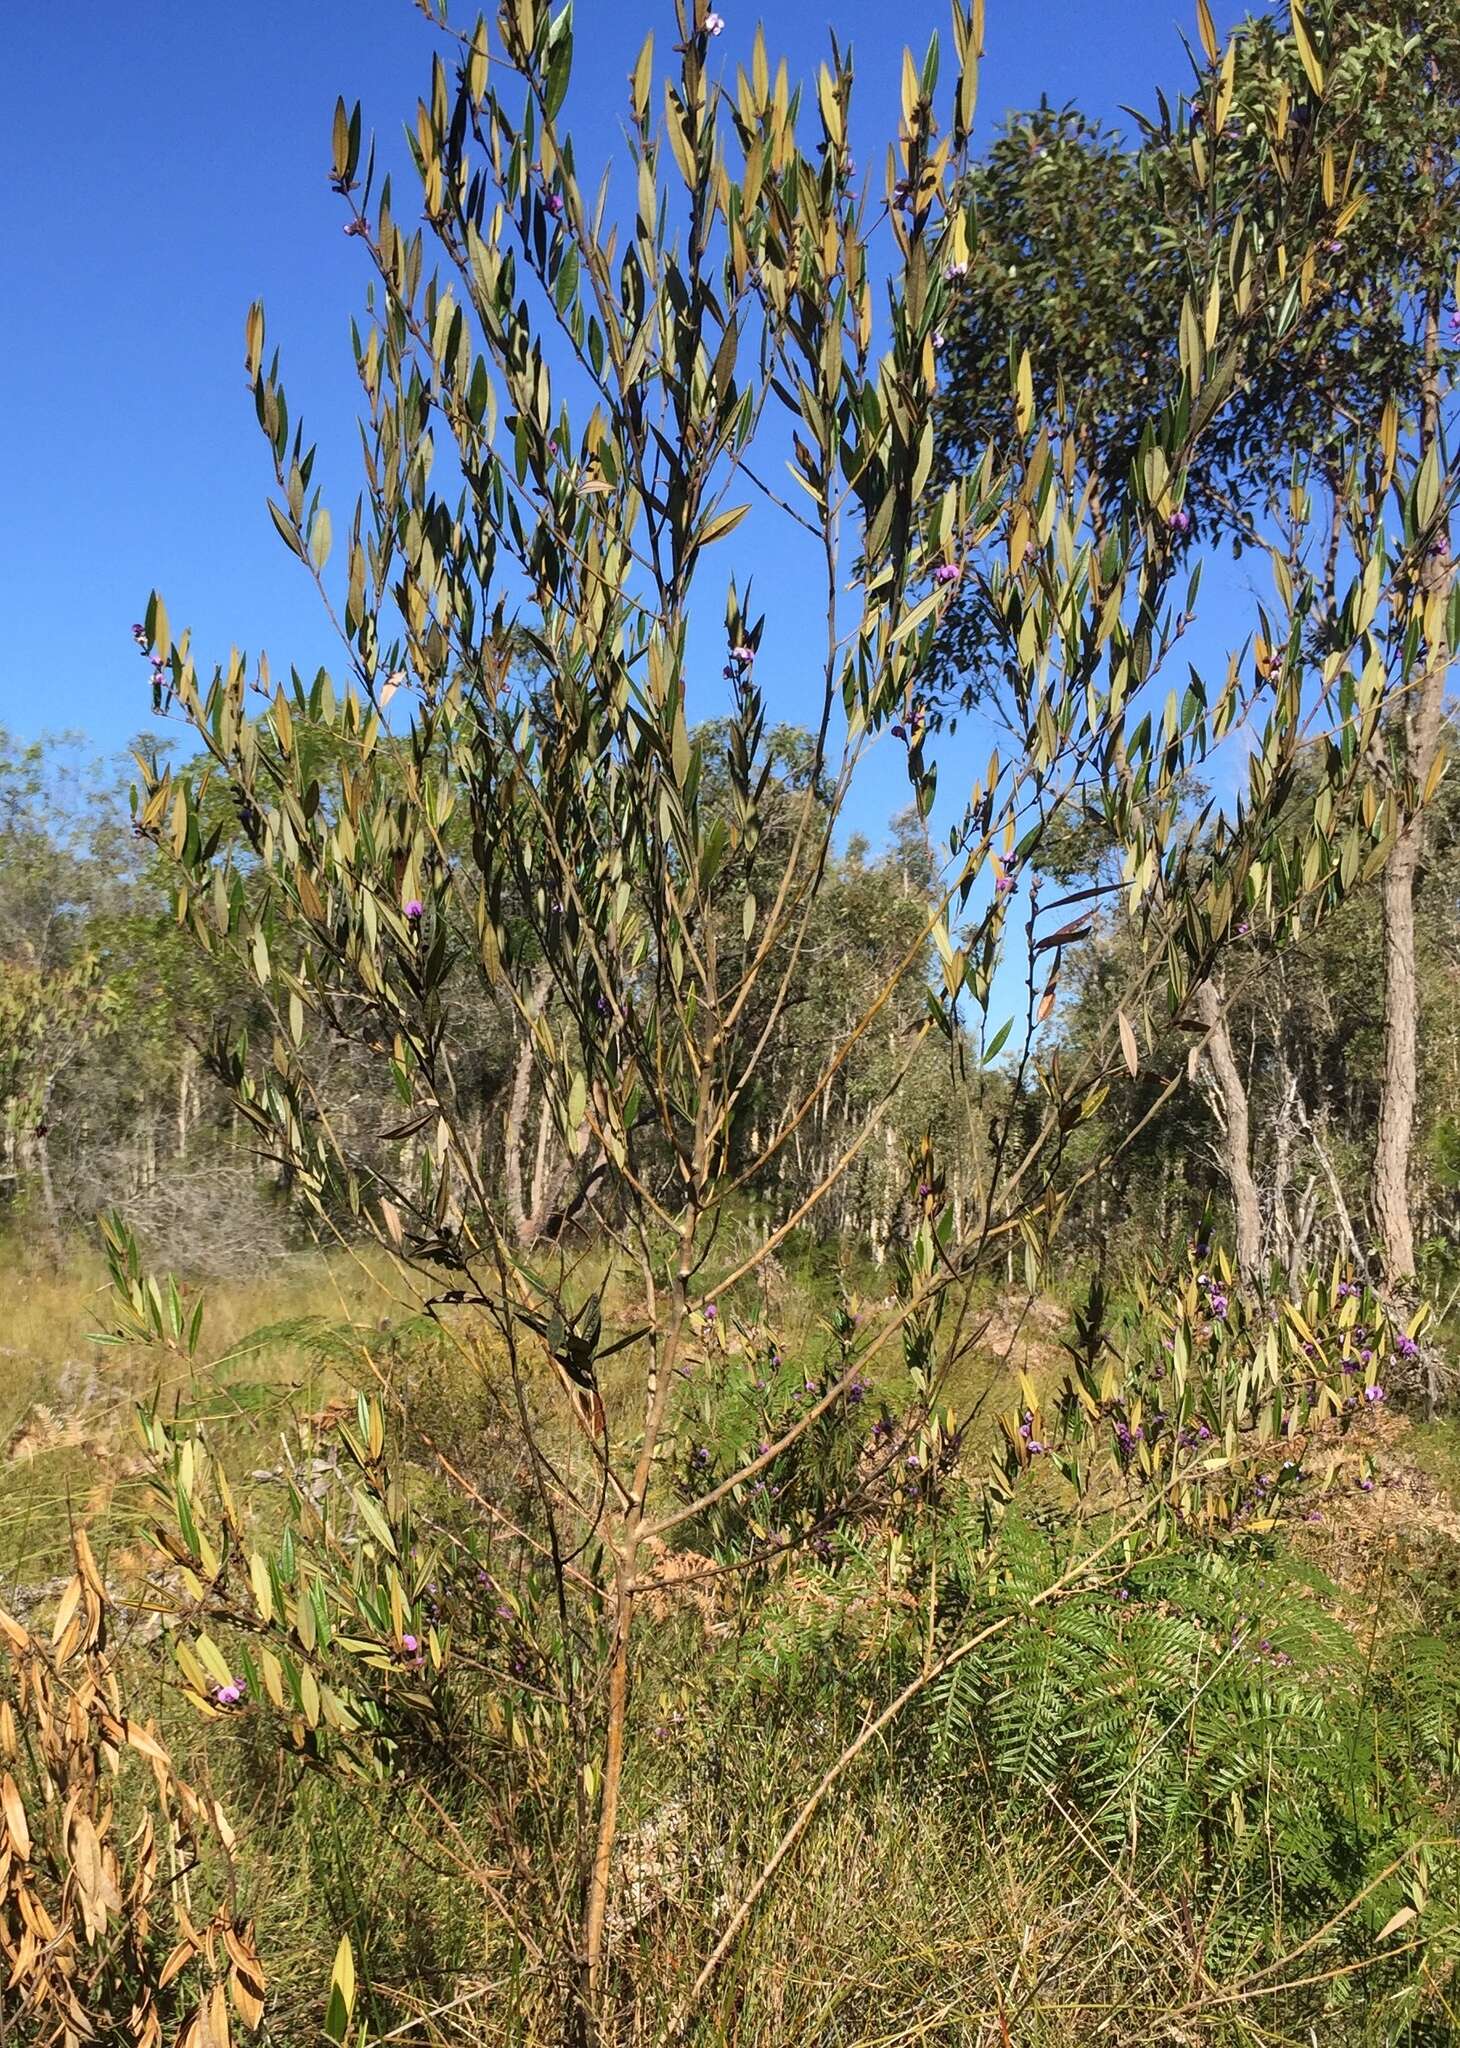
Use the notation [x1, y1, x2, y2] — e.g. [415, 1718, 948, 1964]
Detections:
[932, 0, 1460, 1285]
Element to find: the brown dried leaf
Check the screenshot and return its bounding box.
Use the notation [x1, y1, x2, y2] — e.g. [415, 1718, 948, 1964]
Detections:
[50, 1576, 83, 1650]
[123, 1719, 170, 1765]
[1, 1773, 31, 1862]
[157, 1938, 198, 1990]
[229, 1957, 266, 2031]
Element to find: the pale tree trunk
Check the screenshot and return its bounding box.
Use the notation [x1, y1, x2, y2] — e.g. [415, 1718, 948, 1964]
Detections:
[176, 1045, 195, 1158]
[1375, 295, 1450, 1288]
[504, 967, 552, 1245]
[1194, 976, 1263, 1287]
[528, 1093, 555, 1225]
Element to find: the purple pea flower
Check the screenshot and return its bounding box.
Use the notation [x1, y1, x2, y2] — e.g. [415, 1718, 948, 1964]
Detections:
[1394, 1331, 1419, 1361]
[545, 192, 564, 218]
[944, 261, 968, 283]
[1364, 1384, 1386, 1404]
[704, 10, 725, 32]
[1168, 507, 1192, 536]
[212, 1679, 246, 1707]
[404, 898, 423, 920]
[933, 561, 962, 586]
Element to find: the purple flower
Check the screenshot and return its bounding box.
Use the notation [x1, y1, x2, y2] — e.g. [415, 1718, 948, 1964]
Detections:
[401, 1633, 419, 1652]
[944, 261, 968, 283]
[1394, 1331, 1419, 1360]
[1168, 507, 1192, 536]
[545, 192, 564, 218]
[212, 1679, 246, 1707]
[404, 898, 423, 920]
[1209, 1291, 1228, 1320]
[1323, 238, 1344, 256]
[1358, 1477, 1374, 1492]
[729, 644, 755, 666]
[1364, 1384, 1386, 1404]
[702, 1303, 717, 1322]
[933, 561, 962, 586]
[704, 9, 725, 32]
[931, 329, 947, 352]
[995, 872, 1016, 897]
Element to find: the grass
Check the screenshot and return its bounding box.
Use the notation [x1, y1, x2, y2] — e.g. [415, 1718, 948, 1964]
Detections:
[4, 1232, 1460, 2046]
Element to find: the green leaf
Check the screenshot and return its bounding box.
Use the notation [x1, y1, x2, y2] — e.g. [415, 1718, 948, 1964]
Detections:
[267, 499, 307, 561]
[983, 1017, 1013, 1063]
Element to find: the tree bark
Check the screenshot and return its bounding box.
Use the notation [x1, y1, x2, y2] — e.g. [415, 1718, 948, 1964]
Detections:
[1375, 295, 1450, 1287]
[1194, 976, 1263, 1286]
[504, 967, 552, 1245]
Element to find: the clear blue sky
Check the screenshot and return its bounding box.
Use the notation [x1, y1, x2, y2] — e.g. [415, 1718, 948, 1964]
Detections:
[0, 0, 1262, 843]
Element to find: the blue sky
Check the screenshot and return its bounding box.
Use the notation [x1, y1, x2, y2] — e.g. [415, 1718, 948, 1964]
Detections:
[0, 0, 1262, 847]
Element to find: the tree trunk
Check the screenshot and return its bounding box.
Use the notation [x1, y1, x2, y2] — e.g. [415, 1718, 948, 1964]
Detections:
[1194, 976, 1263, 1287]
[504, 967, 552, 1245]
[1375, 294, 1450, 1287]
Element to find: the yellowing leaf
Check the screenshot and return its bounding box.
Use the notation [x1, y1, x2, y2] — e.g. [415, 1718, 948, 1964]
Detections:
[699, 502, 750, 547]
[1118, 1009, 1139, 1078]
[1015, 349, 1033, 436]
[1291, 5, 1325, 94]
[1196, 0, 1218, 65]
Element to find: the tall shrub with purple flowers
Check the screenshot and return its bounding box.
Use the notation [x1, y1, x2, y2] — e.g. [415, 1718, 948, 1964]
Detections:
[119, 0, 1452, 2036]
